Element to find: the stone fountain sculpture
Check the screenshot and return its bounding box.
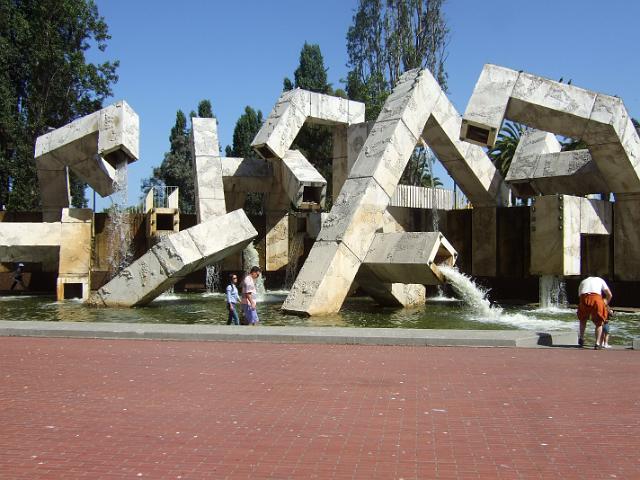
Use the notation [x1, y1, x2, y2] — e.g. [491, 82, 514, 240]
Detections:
[282, 69, 505, 316]
[460, 64, 640, 281]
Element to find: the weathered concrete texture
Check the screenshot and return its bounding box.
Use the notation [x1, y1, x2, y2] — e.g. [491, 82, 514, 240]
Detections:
[193, 156, 226, 221]
[282, 240, 361, 316]
[530, 195, 611, 276]
[0, 222, 61, 264]
[35, 101, 139, 201]
[252, 88, 365, 160]
[356, 276, 426, 308]
[190, 117, 220, 157]
[317, 176, 390, 261]
[461, 64, 640, 194]
[472, 207, 497, 276]
[361, 232, 456, 285]
[95, 209, 257, 307]
[424, 89, 509, 207]
[281, 150, 326, 210]
[221, 157, 274, 193]
[507, 129, 609, 197]
[460, 64, 520, 148]
[614, 193, 640, 281]
[57, 209, 92, 301]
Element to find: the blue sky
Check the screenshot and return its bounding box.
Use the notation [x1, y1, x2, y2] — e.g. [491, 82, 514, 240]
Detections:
[89, 0, 640, 210]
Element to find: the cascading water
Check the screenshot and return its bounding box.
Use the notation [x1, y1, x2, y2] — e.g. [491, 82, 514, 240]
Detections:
[242, 242, 265, 300]
[106, 161, 133, 279]
[439, 265, 570, 330]
[539, 275, 568, 310]
[438, 265, 501, 318]
[284, 233, 305, 290]
[205, 264, 221, 293]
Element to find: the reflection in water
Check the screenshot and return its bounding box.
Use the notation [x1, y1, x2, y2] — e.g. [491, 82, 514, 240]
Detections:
[1, 292, 639, 344]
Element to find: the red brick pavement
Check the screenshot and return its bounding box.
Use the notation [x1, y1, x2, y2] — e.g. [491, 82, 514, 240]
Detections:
[0, 337, 639, 479]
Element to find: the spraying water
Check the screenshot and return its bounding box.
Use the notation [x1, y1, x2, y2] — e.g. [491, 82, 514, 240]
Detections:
[438, 265, 500, 318]
[106, 161, 133, 278]
[242, 242, 265, 301]
[438, 265, 571, 330]
[284, 233, 305, 290]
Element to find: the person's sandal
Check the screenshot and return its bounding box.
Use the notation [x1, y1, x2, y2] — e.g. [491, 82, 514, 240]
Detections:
[594, 344, 604, 350]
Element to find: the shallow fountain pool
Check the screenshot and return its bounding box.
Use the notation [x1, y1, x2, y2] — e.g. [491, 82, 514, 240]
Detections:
[1, 292, 638, 345]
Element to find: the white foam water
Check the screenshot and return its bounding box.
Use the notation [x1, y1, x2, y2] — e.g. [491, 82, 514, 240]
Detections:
[439, 265, 570, 331]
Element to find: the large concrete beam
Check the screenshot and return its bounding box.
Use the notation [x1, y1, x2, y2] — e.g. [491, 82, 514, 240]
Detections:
[94, 209, 258, 307]
[35, 101, 139, 202]
[461, 64, 640, 194]
[506, 129, 609, 197]
[530, 195, 611, 276]
[281, 150, 326, 210]
[251, 89, 365, 161]
[361, 232, 457, 285]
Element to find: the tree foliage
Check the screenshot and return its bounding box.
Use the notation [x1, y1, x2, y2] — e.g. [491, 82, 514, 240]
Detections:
[0, 0, 118, 211]
[346, 0, 449, 121]
[346, 0, 449, 189]
[143, 100, 214, 214]
[226, 106, 263, 158]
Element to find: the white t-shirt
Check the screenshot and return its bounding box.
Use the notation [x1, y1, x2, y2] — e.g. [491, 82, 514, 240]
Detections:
[578, 276, 609, 296]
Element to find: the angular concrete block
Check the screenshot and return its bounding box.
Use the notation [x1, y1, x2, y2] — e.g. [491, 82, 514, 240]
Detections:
[423, 90, 509, 207]
[221, 157, 274, 193]
[193, 156, 226, 221]
[530, 195, 582, 276]
[191, 117, 220, 157]
[317, 177, 390, 261]
[376, 69, 442, 140]
[265, 212, 289, 272]
[281, 150, 326, 210]
[461, 64, 520, 147]
[252, 88, 365, 160]
[96, 210, 258, 306]
[362, 232, 457, 285]
[508, 133, 609, 197]
[58, 222, 91, 276]
[35, 101, 139, 205]
[282, 240, 362, 316]
[347, 118, 418, 197]
[461, 64, 640, 194]
[580, 198, 611, 235]
[508, 72, 597, 140]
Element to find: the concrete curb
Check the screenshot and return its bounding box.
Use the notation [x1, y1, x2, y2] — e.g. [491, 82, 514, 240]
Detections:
[0, 321, 580, 348]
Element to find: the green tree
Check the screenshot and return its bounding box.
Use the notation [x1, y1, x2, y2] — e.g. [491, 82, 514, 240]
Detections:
[346, 0, 449, 189]
[143, 101, 215, 213]
[226, 106, 264, 158]
[346, 0, 449, 120]
[294, 43, 331, 94]
[0, 0, 118, 211]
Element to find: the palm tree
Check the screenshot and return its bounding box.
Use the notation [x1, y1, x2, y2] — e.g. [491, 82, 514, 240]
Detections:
[488, 121, 526, 177]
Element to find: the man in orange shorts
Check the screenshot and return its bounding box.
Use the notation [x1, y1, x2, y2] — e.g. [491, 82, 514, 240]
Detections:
[577, 276, 612, 350]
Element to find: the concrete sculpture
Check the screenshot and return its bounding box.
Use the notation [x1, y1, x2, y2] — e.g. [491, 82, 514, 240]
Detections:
[283, 69, 480, 316]
[93, 209, 258, 307]
[34, 101, 139, 221]
[461, 64, 640, 280]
